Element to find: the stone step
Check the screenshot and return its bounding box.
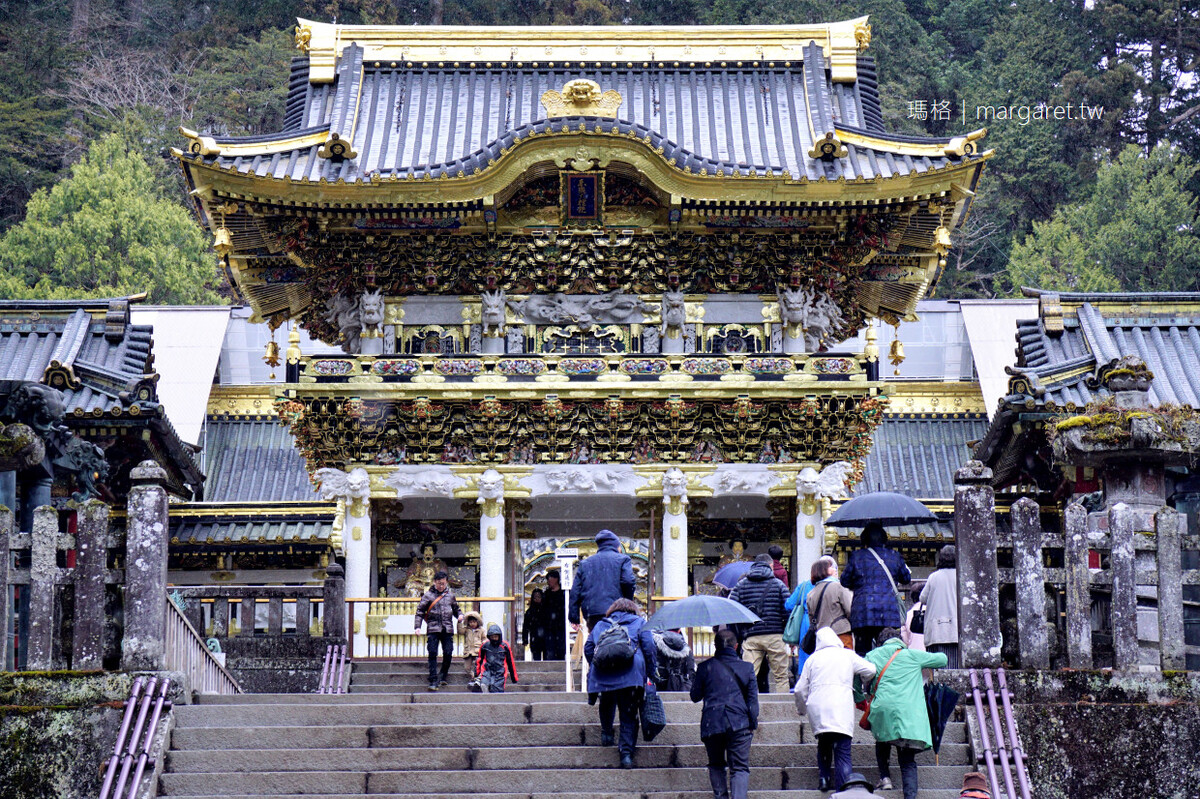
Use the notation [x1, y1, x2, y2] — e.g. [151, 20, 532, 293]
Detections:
[170, 721, 967, 751]
[172, 701, 820, 727]
[350, 675, 567, 686]
[354, 661, 573, 674]
[195, 692, 805, 705]
[159, 766, 972, 796]
[159, 787, 964, 791]
[165, 742, 971, 773]
[350, 676, 568, 691]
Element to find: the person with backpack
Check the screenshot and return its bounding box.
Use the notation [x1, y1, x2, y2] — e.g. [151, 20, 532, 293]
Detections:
[470, 623, 519, 693]
[728, 554, 790, 692]
[651, 629, 695, 692]
[840, 523, 912, 656]
[583, 598, 658, 769]
[690, 628, 759, 799]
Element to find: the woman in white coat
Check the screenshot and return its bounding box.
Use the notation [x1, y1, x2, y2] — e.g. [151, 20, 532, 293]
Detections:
[794, 627, 878, 792]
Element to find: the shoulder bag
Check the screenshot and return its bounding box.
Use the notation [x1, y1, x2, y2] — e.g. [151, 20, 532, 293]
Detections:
[799, 584, 828, 655]
[858, 649, 900, 730]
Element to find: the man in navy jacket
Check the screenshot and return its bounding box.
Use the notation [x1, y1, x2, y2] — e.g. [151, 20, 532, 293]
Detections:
[691, 629, 759, 799]
[569, 530, 635, 630]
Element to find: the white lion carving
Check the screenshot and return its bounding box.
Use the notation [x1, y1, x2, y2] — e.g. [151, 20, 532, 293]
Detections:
[662, 467, 689, 513]
[323, 289, 385, 353]
[795, 461, 854, 501]
[477, 468, 506, 515]
[776, 287, 846, 351]
[315, 467, 371, 503]
[481, 289, 506, 333]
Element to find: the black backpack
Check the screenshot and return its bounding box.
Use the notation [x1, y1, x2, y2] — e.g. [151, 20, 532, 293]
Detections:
[593, 619, 637, 673]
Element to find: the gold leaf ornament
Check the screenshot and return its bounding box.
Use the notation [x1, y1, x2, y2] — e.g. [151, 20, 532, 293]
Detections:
[541, 80, 623, 119]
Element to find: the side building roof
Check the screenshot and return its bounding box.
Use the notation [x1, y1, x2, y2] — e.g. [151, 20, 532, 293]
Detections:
[975, 289, 1200, 487]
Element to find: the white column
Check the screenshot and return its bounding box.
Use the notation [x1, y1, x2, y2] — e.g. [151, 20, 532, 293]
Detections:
[477, 469, 507, 626]
[661, 467, 690, 598]
[794, 481, 824, 586]
[318, 467, 373, 656]
[344, 492, 372, 655]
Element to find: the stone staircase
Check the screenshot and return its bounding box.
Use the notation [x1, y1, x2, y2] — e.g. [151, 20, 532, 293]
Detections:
[160, 660, 975, 799]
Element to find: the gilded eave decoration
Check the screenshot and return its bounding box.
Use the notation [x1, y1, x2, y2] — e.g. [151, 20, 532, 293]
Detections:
[274, 390, 889, 479]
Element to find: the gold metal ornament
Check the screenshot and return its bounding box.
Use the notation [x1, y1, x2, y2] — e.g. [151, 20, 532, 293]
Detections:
[542, 80, 622, 118]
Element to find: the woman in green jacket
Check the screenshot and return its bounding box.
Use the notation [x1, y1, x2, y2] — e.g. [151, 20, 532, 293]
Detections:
[860, 628, 947, 799]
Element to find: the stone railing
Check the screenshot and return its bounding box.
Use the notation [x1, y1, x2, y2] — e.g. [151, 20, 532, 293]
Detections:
[0, 501, 123, 671]
[169, 568, 346, 692]
[298, 352, 871, 384]
[954, 462, 1200, 671]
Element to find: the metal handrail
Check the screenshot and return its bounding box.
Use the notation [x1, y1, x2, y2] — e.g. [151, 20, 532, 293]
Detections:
[968, 668, 1031, 799]
[165, 598, 241, 695]
[317, 643, 349, 694]
[99, 676, 173, 799]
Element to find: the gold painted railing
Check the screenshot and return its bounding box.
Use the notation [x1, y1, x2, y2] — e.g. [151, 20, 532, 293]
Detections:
[347, 597, 516, 660]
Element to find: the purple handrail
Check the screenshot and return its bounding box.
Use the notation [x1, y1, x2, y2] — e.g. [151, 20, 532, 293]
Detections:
[998, 669, 1033, 799]
[98, 677, 146, 799]
[317, 643, 348, 694]
[99, 676, 173, 799]
[968, 670, 1002, 797]
[969, 668, 1032, 799]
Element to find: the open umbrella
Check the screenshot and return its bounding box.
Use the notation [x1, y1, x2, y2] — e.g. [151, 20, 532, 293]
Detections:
[924, 681, 961, 761]
[826, 491, 938, 528]
[712, 560, 754, 590]
[646, 594, 761, 630]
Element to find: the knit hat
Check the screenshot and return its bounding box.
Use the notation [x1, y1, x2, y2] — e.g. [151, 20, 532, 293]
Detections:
[960, 772, 991, 796]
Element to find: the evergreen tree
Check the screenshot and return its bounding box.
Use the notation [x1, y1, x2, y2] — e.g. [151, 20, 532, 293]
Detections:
[1006, 144, 1200, 293]
[0, 133, 224, 304]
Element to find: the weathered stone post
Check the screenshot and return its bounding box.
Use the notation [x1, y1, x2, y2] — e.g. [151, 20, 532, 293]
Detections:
[954, 461, 1001, 668]
[660, 468, 689, 598]
[1063, 501, 1092, 668]
[322, 563, 346, 641]
[0, 506, 9, 669]
[1109, 502, 1138, 670]
[27, 505, 59, 670]
[1154, 507, 1185, 671]
[72, 499, 110, 670]
[122, 460, 169, 671]
[1011, 496, 1049, 669]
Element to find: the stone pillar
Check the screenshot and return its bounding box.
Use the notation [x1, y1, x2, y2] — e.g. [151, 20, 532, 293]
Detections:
[1109, 502, 1138, 670]
[72, 500, 109, 670]
[1064, 501, 1092, 668]
[323, 563, 346, 641]
[477, 469, 507, 625]
[27, 505, 58, 670]
[1011, 497, 1049, 669]
[661, 467, 689, 598]
[0, 505, 9, 669]
[954, 461, 1001, 668]
[1155, 507, 1185, 671]
[122, 460, 169, 671]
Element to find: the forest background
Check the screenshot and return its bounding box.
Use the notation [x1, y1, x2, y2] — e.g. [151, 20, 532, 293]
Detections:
[2, 0, 1200, 303]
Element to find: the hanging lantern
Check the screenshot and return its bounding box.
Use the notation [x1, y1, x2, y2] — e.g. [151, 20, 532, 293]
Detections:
[213, 227, 233, 257]
[889, 337, 905, 375]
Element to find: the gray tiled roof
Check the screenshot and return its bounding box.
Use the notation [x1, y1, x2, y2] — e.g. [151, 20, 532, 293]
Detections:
[0, 303, 156, 415]
[170, 509, 332, 546]
[856, 415, 988, 498]
[202, 418, 320, 502]
[201, 45, 979, 183]
[1010, 299, 1200, 409]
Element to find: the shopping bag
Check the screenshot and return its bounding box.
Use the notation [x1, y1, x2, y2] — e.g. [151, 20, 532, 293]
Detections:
[640, 683, 667, 742]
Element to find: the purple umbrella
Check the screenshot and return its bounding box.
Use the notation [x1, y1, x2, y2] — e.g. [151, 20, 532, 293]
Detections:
[712, 560, 754, 590]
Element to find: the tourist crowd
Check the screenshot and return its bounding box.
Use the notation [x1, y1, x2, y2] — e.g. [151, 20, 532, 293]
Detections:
[419, 528, 978, 798]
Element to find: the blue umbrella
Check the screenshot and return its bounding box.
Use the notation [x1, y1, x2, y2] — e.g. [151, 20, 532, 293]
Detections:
[712, 560, 754, 589]
[825, 491, 938, 528]
[646, 594, 761, 630]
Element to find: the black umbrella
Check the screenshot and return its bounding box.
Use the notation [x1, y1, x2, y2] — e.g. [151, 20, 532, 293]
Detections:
[825, 491, 938, 528]
[924, 681, 961, 760]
